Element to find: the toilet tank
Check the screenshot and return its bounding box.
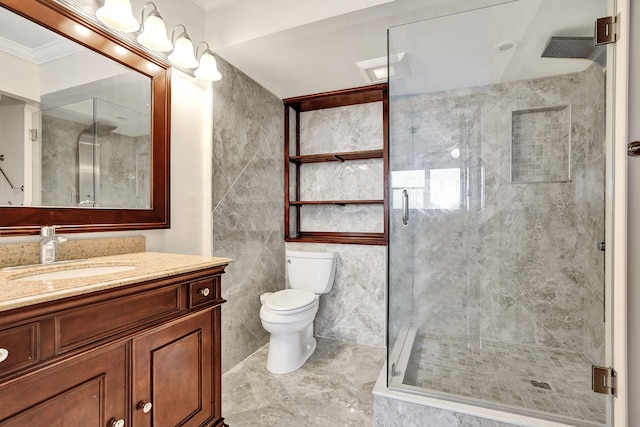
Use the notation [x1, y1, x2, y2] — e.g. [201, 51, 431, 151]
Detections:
[286, 251, 338, 294]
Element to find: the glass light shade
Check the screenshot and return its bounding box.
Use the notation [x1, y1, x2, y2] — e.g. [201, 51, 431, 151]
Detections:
[137, 12, 173, 52]
[96, 0, 140, 32]
[195, 52, 222, 81]
[168, 35, 198, 68]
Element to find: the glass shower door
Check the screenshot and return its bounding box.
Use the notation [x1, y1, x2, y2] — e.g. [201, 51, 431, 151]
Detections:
[387, 0, 611, 425]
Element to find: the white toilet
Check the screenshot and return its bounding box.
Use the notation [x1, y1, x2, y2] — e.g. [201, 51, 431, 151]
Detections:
[260, 250, 338, 374]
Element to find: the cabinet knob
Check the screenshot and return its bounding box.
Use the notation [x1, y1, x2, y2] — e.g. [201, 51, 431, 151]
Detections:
[111, 419, 125, 427]
[0, 348, 8, 363]
[198, 287, 210, 297]
[138, 401, 153, 414]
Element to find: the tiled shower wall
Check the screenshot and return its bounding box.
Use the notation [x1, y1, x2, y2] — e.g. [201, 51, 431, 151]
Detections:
[390, 63, 605, 362]
[41, 115, 148, 208]
[212, 57, 286, 373]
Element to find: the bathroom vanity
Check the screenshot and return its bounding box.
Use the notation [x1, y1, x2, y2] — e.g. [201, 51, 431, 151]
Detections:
[0, 252, 231, 427]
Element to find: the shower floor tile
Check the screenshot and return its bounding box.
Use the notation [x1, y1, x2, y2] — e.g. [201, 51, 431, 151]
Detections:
[403, 334, 606, 424]
[222, 337, 385, 426]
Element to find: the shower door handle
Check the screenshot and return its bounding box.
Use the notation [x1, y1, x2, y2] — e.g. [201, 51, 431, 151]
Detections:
[628, 141, 640, 156]
[402, 189, 409, 226]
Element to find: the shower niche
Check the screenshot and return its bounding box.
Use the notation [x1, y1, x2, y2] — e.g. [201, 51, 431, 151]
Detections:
[511, 105, 571, 183]
[34, 98, 150, 208]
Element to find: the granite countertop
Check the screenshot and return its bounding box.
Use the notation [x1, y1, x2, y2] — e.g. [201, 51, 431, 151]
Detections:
[0, 252, 233, 313]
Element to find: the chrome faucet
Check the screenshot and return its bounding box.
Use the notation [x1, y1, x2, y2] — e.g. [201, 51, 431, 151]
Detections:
[39, 226, 67, 264]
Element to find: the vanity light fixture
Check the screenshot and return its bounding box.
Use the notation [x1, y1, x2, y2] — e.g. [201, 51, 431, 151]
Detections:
[194, 42, 222, 81]
[96, 0, 140, 33]
[91, 3, 222, 81]
[168, 24, 199, 69]
[136, 2, 173, 52]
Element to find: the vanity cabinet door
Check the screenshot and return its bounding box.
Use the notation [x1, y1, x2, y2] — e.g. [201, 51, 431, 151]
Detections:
[0, 341, 127, 426]
[132, 309, 214, 427]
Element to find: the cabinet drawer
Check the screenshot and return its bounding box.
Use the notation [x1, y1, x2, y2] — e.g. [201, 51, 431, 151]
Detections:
[56, 285, 182, 353]
[0, 323, 39, 377]
[189, 276, 219, 308]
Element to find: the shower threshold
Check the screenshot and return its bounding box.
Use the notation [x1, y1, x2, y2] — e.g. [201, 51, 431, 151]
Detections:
[387, 329, 606, 426]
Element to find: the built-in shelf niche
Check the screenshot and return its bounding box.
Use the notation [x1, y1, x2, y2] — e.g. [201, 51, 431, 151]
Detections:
[284, 84, 388, 245]
[511, 105, 571, 183]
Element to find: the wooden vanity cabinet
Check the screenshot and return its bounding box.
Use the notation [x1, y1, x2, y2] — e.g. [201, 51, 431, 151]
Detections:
[0, 265, 228, 427]
[0, 341, 127, 426]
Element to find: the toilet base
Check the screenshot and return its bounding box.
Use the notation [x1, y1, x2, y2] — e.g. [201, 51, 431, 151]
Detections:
[265, 324, 316, 374]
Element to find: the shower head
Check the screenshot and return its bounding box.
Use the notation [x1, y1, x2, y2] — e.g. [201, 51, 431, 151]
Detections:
[81, 122, 117, 136]
[541, 37, 606, 66]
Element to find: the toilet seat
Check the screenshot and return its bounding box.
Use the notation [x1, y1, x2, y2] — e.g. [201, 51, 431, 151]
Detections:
[265, 289, 316, 313]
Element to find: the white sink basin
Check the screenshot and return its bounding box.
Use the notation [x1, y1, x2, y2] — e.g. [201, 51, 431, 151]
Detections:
[13, 265, 139, 281]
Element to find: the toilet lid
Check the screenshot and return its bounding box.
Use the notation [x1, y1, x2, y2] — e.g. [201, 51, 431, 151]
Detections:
[265, 289, 316, 312]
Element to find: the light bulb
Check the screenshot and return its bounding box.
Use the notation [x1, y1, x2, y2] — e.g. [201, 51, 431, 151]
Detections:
[96, 0, 140, 32]
[195, 52, 222, 81]
[168, 35, 198, 68]
[137, 11, 173, 52]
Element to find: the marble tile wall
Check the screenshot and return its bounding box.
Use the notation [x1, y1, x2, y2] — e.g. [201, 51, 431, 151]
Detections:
[41, 115, 147, 208]
[41, 116, 85, 206]
[297, 102, 385, 235]
[390, 63, 605, 361]
[300, 102, 383, 154]
[286, 242, 386, 348]
[211, 56, 286, 373]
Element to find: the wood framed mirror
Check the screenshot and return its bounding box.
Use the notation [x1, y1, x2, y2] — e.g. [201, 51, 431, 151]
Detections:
[0, 0, 170, 236]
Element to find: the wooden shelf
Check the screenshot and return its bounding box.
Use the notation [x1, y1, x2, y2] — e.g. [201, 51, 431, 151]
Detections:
[284, 83, 388, 245]
[289, 149, 383, 164]
[290, 199, 383, 206]
[283, 84, 387, 112]
[286, 232, 386, 246]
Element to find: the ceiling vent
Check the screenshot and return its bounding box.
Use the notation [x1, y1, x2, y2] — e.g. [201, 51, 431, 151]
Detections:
[356, 52, 405, 83]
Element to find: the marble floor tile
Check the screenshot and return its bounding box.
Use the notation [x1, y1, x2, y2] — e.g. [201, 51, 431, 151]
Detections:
[222, 338, 385, 426]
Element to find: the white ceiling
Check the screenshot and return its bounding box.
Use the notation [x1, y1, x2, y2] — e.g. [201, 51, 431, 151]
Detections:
[0, 10, 80, 63]
[197, 0, 607, 99]
[0, 0, 607, 101]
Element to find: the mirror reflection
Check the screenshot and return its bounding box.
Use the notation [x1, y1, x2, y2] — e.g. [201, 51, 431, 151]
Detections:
[0, 5, 151, 209]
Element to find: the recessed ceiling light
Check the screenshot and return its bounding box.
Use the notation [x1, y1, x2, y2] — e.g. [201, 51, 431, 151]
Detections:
[494, 40, 519, 52]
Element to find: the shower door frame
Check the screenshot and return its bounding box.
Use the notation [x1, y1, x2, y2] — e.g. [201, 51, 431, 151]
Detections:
[383, 0, 631, 425]
[609, 0, 629, 425]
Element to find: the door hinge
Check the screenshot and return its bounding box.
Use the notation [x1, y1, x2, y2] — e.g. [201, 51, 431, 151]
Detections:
[595, 16, 618, 45]
[29, 129, 37, 141]
[598, 240, 606, 251]
[593, 366, 616, 395]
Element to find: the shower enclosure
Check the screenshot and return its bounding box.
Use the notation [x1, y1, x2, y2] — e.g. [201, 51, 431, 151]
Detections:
[34, 97, 150, 208]
[387, 1, 611, 425]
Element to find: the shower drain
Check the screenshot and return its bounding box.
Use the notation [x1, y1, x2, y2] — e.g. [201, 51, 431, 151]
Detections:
[530, 380, 552, 390]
